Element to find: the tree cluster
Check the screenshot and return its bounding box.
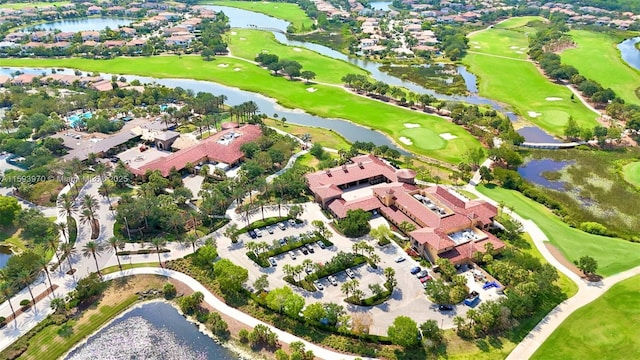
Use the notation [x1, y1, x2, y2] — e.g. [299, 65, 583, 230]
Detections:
[335, 209, 372, 238]
[255, 53, 316, 82]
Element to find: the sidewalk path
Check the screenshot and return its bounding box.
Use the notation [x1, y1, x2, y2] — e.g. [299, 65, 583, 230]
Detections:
[104, 267, 374, 360]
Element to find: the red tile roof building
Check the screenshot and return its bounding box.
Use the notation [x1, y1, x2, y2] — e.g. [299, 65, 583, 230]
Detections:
[129, 124, 262, 177]
[306, 155, 503, 264]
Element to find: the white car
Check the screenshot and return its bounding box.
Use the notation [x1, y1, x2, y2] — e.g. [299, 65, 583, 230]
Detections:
[394, 256, 406, 263]
[328, 275, 338, 286]
[289, 251, 297, 260]
[255, 228, 262, 237]
[313, 280, 324, 290]
[278, 222, 286, 230]
[345, 268, 355, 279]
[288, 219, 297, 226]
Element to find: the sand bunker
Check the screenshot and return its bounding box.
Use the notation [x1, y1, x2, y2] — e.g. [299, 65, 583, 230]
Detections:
[470, 41, 479, 44]
[239, 37, 246, 40]
[230, 31, 237, 35]
[217, 64, 229, 68]
[515, 51, 524, 54]
[306, 87, 317, 93]
[520, 47, 527, 50]
[293, 48, 302, 52]
[261, 50, 269, 53]
[233, 68, 241, 71]
[399, 136, 413, 145]
[528, 111, 542, 118]
[404, 123, 420, 128]
[474, 46, 481, 48]
[440, 133, 457, 140]
[546, 97, 562, 101]
[510, 46, 519, 49]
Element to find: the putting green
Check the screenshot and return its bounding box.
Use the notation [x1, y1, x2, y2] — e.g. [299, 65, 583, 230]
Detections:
[399, 128, 446, 151]
[532, 274, 640, 360]
[202, 0, 314, 33]
[494, 16, 546, 29]
[464, 18, 599, 136]
[562, 30, 640, 105]
[0, 56, 480, 164]
[228, 29, 367, 84]
[622, 162, 640, 188]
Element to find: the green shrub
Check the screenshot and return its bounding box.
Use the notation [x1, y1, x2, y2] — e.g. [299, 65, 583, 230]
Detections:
[306, 252, 366, 281]
[208, 312, 230, 340]
[163, 283, 177, 299]
[239, 328, 249, 343]
[377, 237, 391, 246]
[579, 221, 612, 236]
[236, 216, 290, 234]
[19, 299, 30, 307]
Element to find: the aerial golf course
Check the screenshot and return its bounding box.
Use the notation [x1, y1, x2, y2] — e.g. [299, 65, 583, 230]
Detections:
[463, 17, 599, 136]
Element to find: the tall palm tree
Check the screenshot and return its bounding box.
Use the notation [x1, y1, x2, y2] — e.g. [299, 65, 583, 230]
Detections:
[0, 282, 16, 321]
[60, 242, 76, 273]
[45, 236, 62, 269]
[16, 269, 37, 305]
[69, 158, 84, 194]
[58, 192, 77, 219]
[81, 194, 98, 221]
[184, 233, 200, 254]
[107, 236, 126, 271]
[150, 237, 167, 267]
[36, 256, 54, 294]
[79, 208, 96, 227]
[82, 241, 105, 276]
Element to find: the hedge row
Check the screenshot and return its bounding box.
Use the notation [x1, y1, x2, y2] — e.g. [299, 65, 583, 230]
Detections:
[116, 248, 171, 256]
[235, 216, 291, 235]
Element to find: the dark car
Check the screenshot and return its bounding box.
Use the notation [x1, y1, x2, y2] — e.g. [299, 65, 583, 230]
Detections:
[300, 247, 308, 255]
[279, 238, 287, 246]
[248, 230, 257, 239]
[410, 266, 421, 274]
[306, 244, 315, 253]
[438, 304, 454, 312]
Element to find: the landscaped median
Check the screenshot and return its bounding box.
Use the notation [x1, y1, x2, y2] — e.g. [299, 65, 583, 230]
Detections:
[0, 57, 480, 164]
[246, 231, 333, 268]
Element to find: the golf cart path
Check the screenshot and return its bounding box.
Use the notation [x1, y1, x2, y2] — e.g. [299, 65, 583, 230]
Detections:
[463, 183, 640, 359]
[104, 268, 373, 360]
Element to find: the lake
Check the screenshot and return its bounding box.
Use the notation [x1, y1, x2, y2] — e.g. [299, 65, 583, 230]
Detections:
[517, 126, 561, 143]
[518, 159, 574, 191]
[618, 37, 640, 71]
[0, 245, 11, 269]
[65, 301, 237, 360]
[27, 18, 132, 32]
[369, 1, 392, 11]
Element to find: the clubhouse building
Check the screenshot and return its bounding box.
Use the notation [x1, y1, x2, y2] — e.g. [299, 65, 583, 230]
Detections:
[306, 154, 504, 264]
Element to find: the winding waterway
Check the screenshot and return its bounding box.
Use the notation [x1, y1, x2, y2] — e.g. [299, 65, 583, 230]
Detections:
[65, 301, 237, 360]
[26, 18, 133, 32]
[618, 37, 640, 71]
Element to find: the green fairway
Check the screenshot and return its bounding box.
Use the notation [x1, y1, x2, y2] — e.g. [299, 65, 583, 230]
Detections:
[202, 0, 314, 33]
[0, 56, 479, 163]
[464, 20, 599, 135]
[532, 274, 640, 360]
[263, 118, 351, 150]
[494, 16, 546, 29]
[477, 185, 640, 276]
[0, 1, 70, 9]
[623, 162, 640, 188]
[399, 127, 446, 151]
[228, 29, 367, 84]
[562, 30, 640, 105]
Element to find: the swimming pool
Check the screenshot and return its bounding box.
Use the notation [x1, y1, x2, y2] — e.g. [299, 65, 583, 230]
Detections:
[68, 112, 93, 127]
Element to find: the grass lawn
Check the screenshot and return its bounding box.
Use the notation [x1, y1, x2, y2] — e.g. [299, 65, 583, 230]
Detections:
[0, 1, 70, 9]
[562, 30, 640, 105]
[532, 274, 640, 360]
[622, 161, 640, 188]
[464, 19, 599, 136]
[477, 184, 640, 276]
[494, 16, 546, 29]
[0, 57, 479, 164]
[202, 0, 314, 33]
[0, 227, 27, 252]
[264, 118, 351, 150]
[228, 29, 368, 84]
[101, 262, 160, 275]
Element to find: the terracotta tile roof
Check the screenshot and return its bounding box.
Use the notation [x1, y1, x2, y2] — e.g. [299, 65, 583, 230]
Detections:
[315, 183, 343, 200]
[410, 227, 454, 251]
[132, 124, 262, 176]
[439, 232, 505, 264]
[438, 213, 473, 232]
[379, 205, 418, 228]
[329, 195, 381, 218]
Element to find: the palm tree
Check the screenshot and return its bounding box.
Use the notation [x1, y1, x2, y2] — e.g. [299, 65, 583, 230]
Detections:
[16, 269, 37, 305]
[79, 208, 96, 227]
[150, 237, 167, 267]
[184, 233, 200, 254]
[60, 242, 76, 273]
[282, 264, 295, 279]
[36, 256, 54, 294]
[56, 221, 68, 243]
[107, 236, 126, 271]
[369, 254, 381, 266]
[45, 236, 62, 270]
[81, 194, 98, 221]
[0, 282, 16, 321]
[58, 192, 77, 219]
[82, 241, 105, 276]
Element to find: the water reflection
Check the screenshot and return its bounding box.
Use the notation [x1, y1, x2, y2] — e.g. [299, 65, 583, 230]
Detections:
[618, 37, 640, 71]
[26, 18, 133, 32]
[518, 159, 574, 191]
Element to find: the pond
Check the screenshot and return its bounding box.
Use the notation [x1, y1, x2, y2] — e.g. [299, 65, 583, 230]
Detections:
[618, 37, 640, 71]
[517, 159, 574, 191]
[0, 67, 405, 152]
[26, 18, 133, 32]
[0, 245, 12, 269]
[65, 301, 237, 360]
[517, 126, 561, 143]
[369, 1, 392, 11]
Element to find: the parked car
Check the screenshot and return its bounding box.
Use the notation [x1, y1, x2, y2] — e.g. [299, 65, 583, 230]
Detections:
[345, 268, 355, 279]
[278, 222, 286, 230]
[279, 238, 287, 246]
[316, 240, 326, 249]
[416, 270, 429, 278]
[438, 304, 454, 312]
[394, 256, 406, 263]
[300, 246, 308, 255]
[410, 266, 421, 274]
[419, 275, 432, 283]
[255, 228, 262, 237]
[313, 280, 324, 291]
[306, 244, 314, 253]
[305, 265, 314, 274]
[289, 252, 296, 260]
[328, 276, 338, 286]
[267, 226, 274, 234]
[288, 219, 297, 226]
[248, 230, 257, 239]
[268, 257, 277, 266]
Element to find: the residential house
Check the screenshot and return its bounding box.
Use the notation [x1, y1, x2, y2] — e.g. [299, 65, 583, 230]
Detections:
[81, 31, 100, 41]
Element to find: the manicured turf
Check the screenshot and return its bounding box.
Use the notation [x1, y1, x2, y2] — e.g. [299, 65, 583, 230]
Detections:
[0, 1, 70, 9]
[477, 185, 640, 277]
[399, 128, 446, 151]
[0, 57, 480, 164]
[464, 21, 599, 136]
[562, 30, 640, 105]
[263, 118, 351, 150]
[228, 29, 368, 84]
[202, 0, 314, 32]
[532, 274, 640, 360]
[622, 161, 640, 188]
[493, 16, 546, 29]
